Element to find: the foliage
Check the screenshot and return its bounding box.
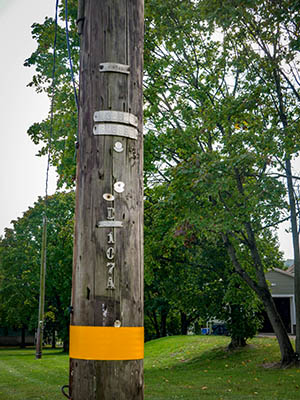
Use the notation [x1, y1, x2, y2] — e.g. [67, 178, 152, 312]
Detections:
[145, 186, 263, 345]
[25, 0, 299, 361]
[197, 0, 300, 355]
[26, 0, 300, 192]
[143, 0, 296, 363]
[1, 336, 300, 399]
[0, 192, 75, 344]
[24, 0, 79, 188]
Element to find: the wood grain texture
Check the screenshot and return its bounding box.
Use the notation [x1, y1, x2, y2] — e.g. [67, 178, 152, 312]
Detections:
[70, 0, 144, 398]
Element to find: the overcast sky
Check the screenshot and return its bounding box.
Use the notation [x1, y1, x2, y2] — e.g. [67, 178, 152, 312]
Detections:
[0, 0, 56, 237]
[0, 0, 296, 260]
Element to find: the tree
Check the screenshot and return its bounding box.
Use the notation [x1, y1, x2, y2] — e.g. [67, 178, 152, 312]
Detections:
[0, 226, 39, 347]
[143, 0, 296, 365]
[145, 186, 263, 348]
[0, 192, 75, 348]
[24, 0, 79, 188]
[198, 0, 300, 358]
[25, 0, 298, 364]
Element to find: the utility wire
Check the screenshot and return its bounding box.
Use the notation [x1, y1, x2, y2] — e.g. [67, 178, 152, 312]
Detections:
[65, 0, 79, 112]
[65, 0, 80, 155]
[46, 0, 79, 193]
[46, 0, 60, 202]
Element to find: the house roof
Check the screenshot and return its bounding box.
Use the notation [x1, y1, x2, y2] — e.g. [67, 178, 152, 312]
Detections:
[272, 267, 294, 278]
[286, 265, 294, 276]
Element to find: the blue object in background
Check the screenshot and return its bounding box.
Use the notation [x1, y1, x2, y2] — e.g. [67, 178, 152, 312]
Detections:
[201, 328, 209, 335]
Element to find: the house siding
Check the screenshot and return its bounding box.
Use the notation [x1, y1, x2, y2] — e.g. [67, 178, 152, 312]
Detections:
[264, 268, 295, 334]
[266, 270, 294, 295]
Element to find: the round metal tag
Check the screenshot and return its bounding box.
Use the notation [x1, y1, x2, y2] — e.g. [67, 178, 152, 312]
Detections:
[114, 141, 124, 153]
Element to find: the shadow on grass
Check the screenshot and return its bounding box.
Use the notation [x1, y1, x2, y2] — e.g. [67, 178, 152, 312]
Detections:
[146, 342, 264, 375]
[0, 347, 67, 357]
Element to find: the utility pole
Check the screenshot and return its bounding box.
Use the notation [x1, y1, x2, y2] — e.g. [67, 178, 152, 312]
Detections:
[69, 1, 144, 399]
[36, 216, 47, 359]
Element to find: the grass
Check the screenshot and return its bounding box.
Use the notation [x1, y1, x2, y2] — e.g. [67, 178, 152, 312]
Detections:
[144, 336, 300, 399]
[0, 336, 300, 399]
[0, 348, 67, 400]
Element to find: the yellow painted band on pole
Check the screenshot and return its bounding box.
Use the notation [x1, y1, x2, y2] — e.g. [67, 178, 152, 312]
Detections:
[69, 325, 144, 360]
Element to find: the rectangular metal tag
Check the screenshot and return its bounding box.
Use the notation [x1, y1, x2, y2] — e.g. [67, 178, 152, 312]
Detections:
[94, 110, 138, 128]
[93, 123, 138, 140]
[99, 63, 130, 74]
[97, 221, 123, 228]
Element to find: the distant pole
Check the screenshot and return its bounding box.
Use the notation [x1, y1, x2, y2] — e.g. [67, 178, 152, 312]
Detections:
[36, 216, 47, 359]
[69, 0, 144, 398]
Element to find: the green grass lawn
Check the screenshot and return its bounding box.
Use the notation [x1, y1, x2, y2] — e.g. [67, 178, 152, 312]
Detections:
[0, 336, 299, 399]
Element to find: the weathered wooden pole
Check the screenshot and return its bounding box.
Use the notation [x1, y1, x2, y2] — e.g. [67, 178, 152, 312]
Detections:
[69, 0, 144, 398]
[35, 216, 47, 359]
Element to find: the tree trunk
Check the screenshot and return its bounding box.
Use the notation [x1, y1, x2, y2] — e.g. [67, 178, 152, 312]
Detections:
[161, 309, 168, 337]
[285, 158, 300, 359]
[51, 328, 56, 349]
[152, 311, 161, 338]
[180, 311, 189, 335]
[260, 286, 295, 365]
[70, 1, 144, 399]
[227, 304, 247, 349]
[273, 70, 300, 361]
[20, 326, 26, 349]
[223, 232, 296, 366]
[228, 337, 246, 350]
[63, 340, 69, 353]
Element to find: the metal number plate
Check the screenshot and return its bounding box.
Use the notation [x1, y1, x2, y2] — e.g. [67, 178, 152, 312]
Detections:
[94, 110, 138, 128]
[107, 263, 115, 275]
[99, 62, 130, 74]
[107, 207, 115, 220]
[114, 182, 125, 193]
[93, 123, 138, 140]
[106, 277, 115, 290]
[97, 221, 123, 228]
[106, 247, 115, 260]
[107, 232, 115, 244]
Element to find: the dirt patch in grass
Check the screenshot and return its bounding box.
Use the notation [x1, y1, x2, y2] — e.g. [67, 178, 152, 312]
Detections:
[261, 361, 281, 369]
